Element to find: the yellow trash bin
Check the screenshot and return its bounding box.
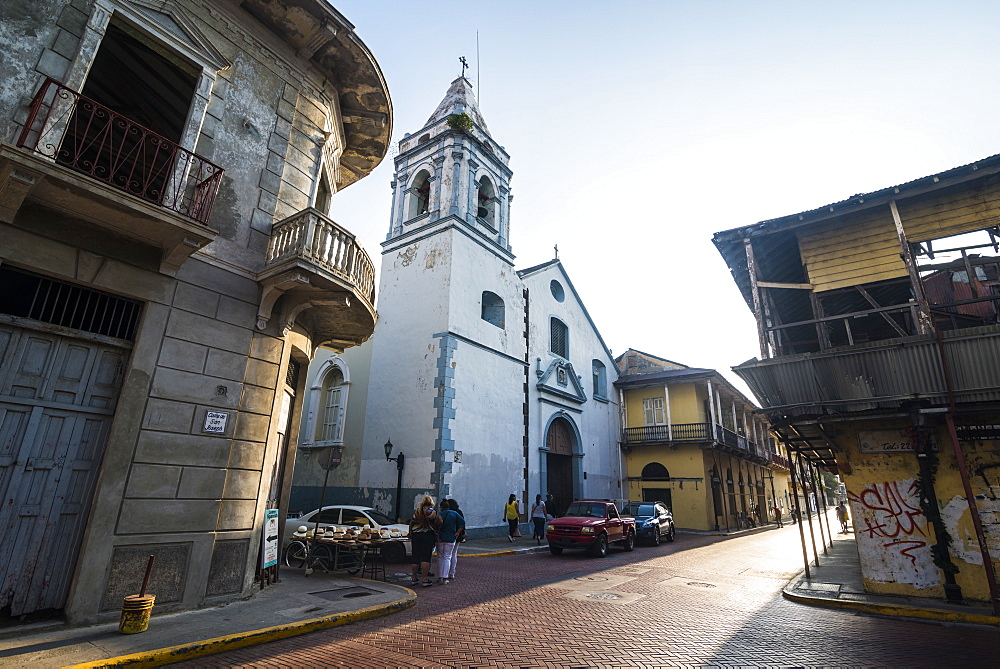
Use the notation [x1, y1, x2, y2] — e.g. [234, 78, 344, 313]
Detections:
[118, 594, 155, 634]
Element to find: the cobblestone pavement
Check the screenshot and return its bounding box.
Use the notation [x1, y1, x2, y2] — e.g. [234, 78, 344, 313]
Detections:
[176, 527, 997, 668]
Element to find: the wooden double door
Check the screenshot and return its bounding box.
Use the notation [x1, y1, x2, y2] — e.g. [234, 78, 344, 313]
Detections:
[0, 323, 126, 616]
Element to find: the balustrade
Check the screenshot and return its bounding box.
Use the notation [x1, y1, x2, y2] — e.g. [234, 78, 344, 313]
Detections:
[264, 209, 375, 305]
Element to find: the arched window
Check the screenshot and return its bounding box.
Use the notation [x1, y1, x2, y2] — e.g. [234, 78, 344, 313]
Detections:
[317, 367, 346, 443]
[641, 462, 670, 480]
[481, 291, 505, 328]
[592, 360, 607, 398]
[476, 176, 496, 226]
[418, 133, 430, 144]
[407, 169, 431, 219]
[550, 317, 568, 358]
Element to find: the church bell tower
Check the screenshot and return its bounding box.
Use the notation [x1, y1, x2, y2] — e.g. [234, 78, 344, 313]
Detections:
[360, 76, 526, 513]
[385, 76, 513, 259]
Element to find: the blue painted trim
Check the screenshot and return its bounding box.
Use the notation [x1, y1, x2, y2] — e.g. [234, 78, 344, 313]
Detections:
[431, 333, 458, 500]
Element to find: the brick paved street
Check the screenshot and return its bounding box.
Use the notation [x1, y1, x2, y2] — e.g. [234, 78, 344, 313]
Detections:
[177, 526, 997, 668]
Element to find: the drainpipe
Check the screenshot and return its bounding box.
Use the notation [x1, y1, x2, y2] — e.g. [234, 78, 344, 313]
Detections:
[908, 408, 963, 603]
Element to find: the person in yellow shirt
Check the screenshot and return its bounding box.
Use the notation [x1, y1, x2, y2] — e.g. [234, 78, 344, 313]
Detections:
[504, 494, 520, 542]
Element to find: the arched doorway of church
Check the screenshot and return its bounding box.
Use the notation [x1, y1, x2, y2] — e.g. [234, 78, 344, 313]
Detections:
[545, 417, 575, 517]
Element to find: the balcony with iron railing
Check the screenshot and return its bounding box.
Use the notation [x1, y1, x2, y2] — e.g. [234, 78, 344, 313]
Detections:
[257, 208, 377, 350]
[623, 423, 775, 465]
[0, 78, 222, 273]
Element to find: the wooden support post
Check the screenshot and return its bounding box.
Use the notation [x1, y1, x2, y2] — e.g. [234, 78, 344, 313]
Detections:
[707, 379, 718, 441]
[663, 385, 672, 442]
[744, 237, 770, 358]
[808, 291, 829, 350]
[789, 449, 811, 578]
[889, 199, 934, 334]
[960, 249, 980, 299]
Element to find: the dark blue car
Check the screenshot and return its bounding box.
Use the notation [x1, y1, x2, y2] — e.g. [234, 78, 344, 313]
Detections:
[624, 501, 675, 545]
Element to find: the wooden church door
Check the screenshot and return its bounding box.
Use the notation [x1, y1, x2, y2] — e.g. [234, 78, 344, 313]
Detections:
[545, 418, 574, 517]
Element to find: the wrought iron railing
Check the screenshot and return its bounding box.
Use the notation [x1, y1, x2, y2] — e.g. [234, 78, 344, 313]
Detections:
[16, 77, 223, 224]
[265, 208, 375, 305]
[769, 452, 790, 469]
[624, 423, 774, 460]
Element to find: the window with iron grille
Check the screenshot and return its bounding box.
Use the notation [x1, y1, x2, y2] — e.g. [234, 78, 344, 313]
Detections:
[286, 359, 300, 389]
[0, 266, 142, 340]
[550, 317, 568, 358]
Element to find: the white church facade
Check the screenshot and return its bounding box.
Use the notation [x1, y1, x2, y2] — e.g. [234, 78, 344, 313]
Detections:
[290, 78, 622, 534]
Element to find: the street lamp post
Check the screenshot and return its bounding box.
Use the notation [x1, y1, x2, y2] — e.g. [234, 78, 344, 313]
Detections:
[384, 439, 405, 522]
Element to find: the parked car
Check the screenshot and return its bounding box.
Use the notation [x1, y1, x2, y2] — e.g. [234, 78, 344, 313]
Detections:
[624, 501, 675, 545]
[545, 500, 637, 557]
[283, 505, 410, 562]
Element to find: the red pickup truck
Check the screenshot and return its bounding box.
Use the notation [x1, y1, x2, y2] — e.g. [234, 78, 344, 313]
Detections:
[545, 500, 636, 557]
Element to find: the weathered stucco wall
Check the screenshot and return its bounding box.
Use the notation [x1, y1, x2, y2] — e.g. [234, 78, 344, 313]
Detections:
[0, 0, 385, 623]
[840, 421, 1000, 602]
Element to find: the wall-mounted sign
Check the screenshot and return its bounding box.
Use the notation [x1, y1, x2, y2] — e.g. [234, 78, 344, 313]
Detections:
[858, 429, 937, 453]
[203, 411, 229, 434]
[262, 509, 279, 569]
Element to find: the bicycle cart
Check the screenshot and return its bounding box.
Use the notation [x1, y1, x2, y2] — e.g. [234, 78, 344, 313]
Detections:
[283, 538, 364, 575]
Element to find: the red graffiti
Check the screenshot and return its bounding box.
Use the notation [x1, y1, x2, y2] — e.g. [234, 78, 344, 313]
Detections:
[848, 481, 928, 566]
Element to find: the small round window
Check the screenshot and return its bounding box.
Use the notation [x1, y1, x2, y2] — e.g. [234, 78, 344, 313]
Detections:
[550, 280, 565, 302]
[549, 279, 566, 302]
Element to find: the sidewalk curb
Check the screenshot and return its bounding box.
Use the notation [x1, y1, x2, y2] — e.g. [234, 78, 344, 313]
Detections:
[782, 585, 1000, 627]
[68, 584, 417, 668]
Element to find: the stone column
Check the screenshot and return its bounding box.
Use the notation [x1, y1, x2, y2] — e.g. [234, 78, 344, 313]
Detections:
[466, 158, 480, 224]
[449, 150, 463, 216]
[431, 156, 445, 219]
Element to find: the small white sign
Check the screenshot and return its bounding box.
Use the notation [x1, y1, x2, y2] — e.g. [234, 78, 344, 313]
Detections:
[203, 411, 229, 434]
[858, 429, 937, 453]
[263, 509, 279, 568]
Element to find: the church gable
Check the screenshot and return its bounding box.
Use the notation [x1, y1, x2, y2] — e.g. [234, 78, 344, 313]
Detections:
[520, 261, 617, 370]
[535, 358, 587, 404]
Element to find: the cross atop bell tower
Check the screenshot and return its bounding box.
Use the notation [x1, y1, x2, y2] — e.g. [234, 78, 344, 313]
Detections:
[384, 75, 514, 262]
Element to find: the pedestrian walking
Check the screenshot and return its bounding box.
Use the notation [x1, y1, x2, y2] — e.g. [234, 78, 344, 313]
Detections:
[435, 499, 465, 585]
[504, 494, 520, 542]
[774, 505, 783, 527]
[449, 498, 466, 543]
[530, 493, 547, 545]
[837, 502, 850, 533]
[545, 492, 556, 518]
[409, 495, 442, 587]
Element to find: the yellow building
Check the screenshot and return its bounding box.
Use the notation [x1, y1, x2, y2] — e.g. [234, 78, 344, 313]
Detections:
[615, 350, 792, 531]
[714, 155, 1000, 610]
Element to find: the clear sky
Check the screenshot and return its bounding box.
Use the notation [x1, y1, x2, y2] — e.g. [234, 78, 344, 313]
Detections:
[329, 1, 1000, 399]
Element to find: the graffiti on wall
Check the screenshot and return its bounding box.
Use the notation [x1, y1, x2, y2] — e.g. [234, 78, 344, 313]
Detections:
[941, 463, 1000, 565]
[847, 478, 939, 588]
